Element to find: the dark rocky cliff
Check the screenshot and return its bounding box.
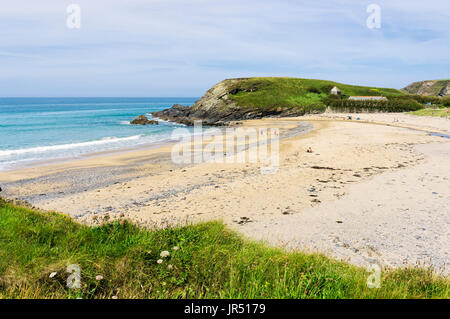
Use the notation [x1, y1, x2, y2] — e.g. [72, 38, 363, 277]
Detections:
[152, 78, 311, 125]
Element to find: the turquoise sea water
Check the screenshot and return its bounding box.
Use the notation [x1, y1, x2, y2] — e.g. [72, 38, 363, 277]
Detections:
[0, 98, 197, 171]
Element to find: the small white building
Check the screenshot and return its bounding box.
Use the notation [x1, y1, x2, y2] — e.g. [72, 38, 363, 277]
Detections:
[330, 86, 341, 96]
[348, 96, 387, 101]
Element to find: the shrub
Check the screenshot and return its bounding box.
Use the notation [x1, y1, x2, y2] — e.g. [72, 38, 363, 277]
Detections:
[303, 103, 326, 114]
[442, 96, 450, 107]
[409, 95, 442, 105]
[307, 86, 321, 94]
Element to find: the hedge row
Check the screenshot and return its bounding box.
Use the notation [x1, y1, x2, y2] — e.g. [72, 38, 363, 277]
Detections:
[406, 94, 450, 107]
[325, 96, 423, 112]
[409, 95, 442, 105]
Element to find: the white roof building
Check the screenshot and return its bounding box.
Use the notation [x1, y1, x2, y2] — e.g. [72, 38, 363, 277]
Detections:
[348, 96, 388, 101]
[330, 86, 341, 95]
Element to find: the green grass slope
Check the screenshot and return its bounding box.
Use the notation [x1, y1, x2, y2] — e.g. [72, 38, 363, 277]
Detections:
[226, 77, 407, 111]
[0, 199, 448, 299]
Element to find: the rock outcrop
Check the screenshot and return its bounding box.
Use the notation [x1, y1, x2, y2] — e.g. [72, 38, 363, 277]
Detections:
[130, 115, 158, 125]
[151, 104, 195, 125]
[152, 79, 306, 126]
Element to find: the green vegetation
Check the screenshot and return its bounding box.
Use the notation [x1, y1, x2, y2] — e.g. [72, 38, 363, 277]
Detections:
[0, 199, 448, 299]
[226, 77, 418, 113]
[408, 94, 443, 105]
[443, 96, 450, 107]
[408, 108, 450, 118]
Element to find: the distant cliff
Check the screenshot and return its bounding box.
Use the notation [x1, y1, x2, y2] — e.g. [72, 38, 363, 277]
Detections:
[402, 80, 450, 97]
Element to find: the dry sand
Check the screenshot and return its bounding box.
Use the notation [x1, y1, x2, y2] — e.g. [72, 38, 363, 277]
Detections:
[1, 112, 449, 273]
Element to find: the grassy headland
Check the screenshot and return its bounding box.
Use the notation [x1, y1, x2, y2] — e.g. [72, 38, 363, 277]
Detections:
[228, 77, 405, 106]
[0, 199, 448, 299]
[226, 77, 424, 113]
[154, 77, 448, 124]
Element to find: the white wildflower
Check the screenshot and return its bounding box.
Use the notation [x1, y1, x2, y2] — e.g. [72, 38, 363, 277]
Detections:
[49, 272, 57, 278]
[160, 251, 170, 258]
[157, 259, 163, 264]
[95, 275, 104, 281]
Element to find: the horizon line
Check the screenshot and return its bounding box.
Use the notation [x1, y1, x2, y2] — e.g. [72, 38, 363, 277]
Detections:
[0, 96, 200, 99]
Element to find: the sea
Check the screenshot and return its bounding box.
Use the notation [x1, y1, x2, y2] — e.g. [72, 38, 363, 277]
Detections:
[0, 97, 198, 172]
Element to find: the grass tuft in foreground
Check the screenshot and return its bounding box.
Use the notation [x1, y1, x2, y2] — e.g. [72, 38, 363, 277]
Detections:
[0, 199, 448, 299]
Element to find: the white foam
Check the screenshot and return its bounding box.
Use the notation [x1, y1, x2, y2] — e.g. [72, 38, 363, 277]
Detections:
[0, 128, 200, 171]
[149, 115, 187, 126]
[0, 135, 143, 157]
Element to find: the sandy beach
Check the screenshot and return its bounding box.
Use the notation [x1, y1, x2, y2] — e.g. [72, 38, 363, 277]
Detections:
[1, 113, 449, 274]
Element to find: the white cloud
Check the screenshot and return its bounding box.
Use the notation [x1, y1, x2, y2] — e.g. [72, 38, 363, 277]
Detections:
[0, 0, 449, 96]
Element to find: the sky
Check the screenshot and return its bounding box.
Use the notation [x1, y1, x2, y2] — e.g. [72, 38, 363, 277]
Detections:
[0, 0, 449, 97]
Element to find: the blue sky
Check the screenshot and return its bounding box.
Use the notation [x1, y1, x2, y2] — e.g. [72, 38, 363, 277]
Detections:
[0, 0, 449, 97]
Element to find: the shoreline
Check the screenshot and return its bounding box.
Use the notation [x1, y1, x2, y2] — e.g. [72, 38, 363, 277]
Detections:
[0, 119, 311, 175]
[0, 119, 311, 202]
[0, 137, 177, 174]
[1, 113, 449, 273]
[2, 111, 448, 175]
